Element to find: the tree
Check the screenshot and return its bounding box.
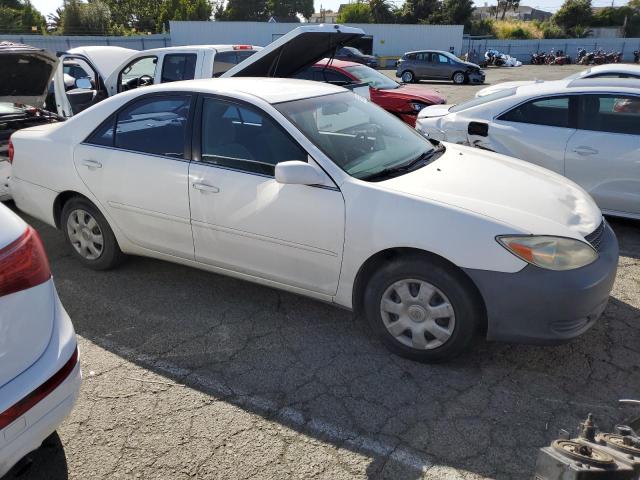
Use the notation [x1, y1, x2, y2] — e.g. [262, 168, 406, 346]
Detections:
[496, 0, 518, 20]
[218, 0, 268, 20]
[400, 0, 438, 23]
[0, 0, 46, 33]
[267, 0, 313, 20]
[553, 0, 593, 35]
[336, 2, 372, 23]
[369, 0, 394, 23]
[439, 0, 473, 25]
[158, 0, 212, 31]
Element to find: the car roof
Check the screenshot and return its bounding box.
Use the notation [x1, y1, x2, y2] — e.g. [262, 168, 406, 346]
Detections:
[315, 58, 361, 69]
[141, 45, 262, 54]
[121, 77, 346, 104]
[515, 77, 640, 96]
[405, 50, 450, 55]
[584, 63, 640, 75]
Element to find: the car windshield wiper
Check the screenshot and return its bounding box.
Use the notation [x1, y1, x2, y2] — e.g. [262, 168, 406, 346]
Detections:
[360, 145, 445, 182]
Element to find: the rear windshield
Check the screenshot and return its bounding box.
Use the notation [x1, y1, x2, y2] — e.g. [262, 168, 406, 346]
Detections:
[212, 50, 258, 77]
[448, 87, 516, 113]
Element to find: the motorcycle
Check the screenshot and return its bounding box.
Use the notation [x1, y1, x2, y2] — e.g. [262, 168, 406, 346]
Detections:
[531, 52, 546, 65]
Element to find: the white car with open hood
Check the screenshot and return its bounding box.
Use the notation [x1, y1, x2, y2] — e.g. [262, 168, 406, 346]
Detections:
[0, 203, 80, 477]
[53, 24, 369, 118]
[10, 77, 618, 362]
[416, 78, 640, 220]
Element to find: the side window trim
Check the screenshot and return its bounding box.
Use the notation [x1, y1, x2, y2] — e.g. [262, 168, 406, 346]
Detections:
[576, 93, 640, 135]
[495, 94, 576, 128]
[161, 53, 197, 83]
[192, 94, 310, 178]
[83, 92, 197, 161]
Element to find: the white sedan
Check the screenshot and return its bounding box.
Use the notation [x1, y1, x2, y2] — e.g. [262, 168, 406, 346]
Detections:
[416, 78, 640, 220]
[0, 203, 80, 477]
[475, 63, 640, 97]
[10, 78, 618, 362]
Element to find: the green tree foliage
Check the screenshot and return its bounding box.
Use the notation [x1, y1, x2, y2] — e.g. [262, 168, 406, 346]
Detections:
[400, 0, 438, 23]
[439, 0, 473, 25]
[496, 0, 519, 19]
[336, 2, 372, 22]
[217, 0, 268, 20]
[553, 0, 593, 36]
[267, 0, 313, 20]
[0, 0, 46, 33]
[369, 0, 395, 23]
[101, 0, 163, 33]
[158, 0, 212, 31]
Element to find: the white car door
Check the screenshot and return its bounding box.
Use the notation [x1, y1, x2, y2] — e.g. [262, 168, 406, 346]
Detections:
[74, 94, 195, 258]
[565, 93, 640, 217]
[188, 97, 345, 295]
[480, 95, 577, 174]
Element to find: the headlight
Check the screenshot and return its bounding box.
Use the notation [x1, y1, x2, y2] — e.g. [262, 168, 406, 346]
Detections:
[497, 235, 598, 271]
[410, 102, 427, 112]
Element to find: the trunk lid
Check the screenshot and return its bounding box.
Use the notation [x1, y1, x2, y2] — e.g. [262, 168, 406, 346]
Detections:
[0, 205, 54, 388]
[0, 42, 58, 107]
[222, 24, 365, 79]
[379, 143, 602, 239]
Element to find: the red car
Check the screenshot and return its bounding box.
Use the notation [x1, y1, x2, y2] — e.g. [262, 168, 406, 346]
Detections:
[295, 59, 445, 126]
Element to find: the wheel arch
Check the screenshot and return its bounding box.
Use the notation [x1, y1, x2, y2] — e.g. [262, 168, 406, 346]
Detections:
[53, 190, 97, 229]
[351, 247, 487, 332]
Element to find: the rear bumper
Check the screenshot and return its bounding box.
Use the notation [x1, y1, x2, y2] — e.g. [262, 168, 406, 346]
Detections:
[0, 282, 80, 477]
[464, 223, 618, 344]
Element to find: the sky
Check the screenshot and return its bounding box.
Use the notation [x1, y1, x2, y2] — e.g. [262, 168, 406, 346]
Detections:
[30, 0, 629, 19]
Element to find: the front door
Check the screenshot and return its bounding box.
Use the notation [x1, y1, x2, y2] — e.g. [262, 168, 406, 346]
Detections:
[74, 94, 195, 258]
[189, 96, 345, 295]
[565, 93, 640, 216]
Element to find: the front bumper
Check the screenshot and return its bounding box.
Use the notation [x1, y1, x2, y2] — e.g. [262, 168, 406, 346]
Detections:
[468, 71, 485, 84]
[463, 223, 618, 344]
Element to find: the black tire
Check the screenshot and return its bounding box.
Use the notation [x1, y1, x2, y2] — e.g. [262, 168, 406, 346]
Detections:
[61, 197, 124, 270]
[363, 256, 481, 362]
[400, 70, 415, 83]
[452, 71, 466, 85]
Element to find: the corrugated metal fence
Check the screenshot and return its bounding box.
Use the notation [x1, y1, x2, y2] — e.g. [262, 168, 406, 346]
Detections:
[464, 37, 640, 63]
[0, 34, 171, 53]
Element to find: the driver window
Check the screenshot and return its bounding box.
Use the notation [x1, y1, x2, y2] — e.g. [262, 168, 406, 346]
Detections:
[200, 97, 306, 176]
[119, 56, 157, 92]
[437, 54, 450, 64]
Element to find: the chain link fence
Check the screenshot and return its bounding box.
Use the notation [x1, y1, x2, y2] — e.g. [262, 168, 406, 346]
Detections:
[464, 37, 640, 64]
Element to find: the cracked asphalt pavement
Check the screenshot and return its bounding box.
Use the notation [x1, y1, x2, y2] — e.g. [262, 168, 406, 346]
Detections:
[4, 65, 640, 480]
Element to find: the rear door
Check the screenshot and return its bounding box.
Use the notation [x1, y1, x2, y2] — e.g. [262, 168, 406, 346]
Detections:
[486, 95, 577, 173]
[73, 94, 195, 258]
[565, 93, 640, 216]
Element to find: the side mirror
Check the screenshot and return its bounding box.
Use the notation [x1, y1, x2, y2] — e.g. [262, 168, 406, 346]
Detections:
[275, 161, 324, 186]
[75, 78, 92, 89]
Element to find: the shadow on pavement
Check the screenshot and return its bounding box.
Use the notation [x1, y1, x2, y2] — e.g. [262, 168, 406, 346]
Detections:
[10, 204, 640, 479]
[1, 433, 68, 480]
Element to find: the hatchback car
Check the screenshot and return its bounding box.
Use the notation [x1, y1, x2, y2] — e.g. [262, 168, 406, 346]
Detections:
[416, 78, 640, 220]
[0, 203, 80, 477]
[295, 59, 445, 126]
[396, 50, 485, 85]
[10, 78, 617, 362]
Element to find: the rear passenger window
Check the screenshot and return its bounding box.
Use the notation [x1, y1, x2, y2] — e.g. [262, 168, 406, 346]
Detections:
[212, 50, 258, 77]
[578, 94, 640, 135]
[200, 98, 306, 176]
[86, 97, 191, 156]
[161, 54, 197, 82]
[498, 96, 571, 128]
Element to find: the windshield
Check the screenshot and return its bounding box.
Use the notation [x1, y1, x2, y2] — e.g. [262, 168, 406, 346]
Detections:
[276, 92, 437, 180]
[343, 65, 399, 90]
[449, 87, 516, 113]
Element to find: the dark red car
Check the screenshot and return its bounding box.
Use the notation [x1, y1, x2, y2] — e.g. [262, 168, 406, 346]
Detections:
[295, 59, 445, 126]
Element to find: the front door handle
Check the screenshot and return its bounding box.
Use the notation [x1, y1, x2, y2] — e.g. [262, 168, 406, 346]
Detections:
[192, 182, 220, 193]
[572, 146, 599, 156]
[81, 159, 102, 169]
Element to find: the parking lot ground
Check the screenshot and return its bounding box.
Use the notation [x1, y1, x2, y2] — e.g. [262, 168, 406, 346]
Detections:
[4, 64, 640, 480]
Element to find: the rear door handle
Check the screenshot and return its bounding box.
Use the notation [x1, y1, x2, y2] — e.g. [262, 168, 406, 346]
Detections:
[81, 159, 102, 169]
[192, 182, 220, 193]
[572, 146, 599, 156]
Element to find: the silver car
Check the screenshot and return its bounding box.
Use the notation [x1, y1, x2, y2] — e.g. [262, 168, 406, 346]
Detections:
[396, 50, 485, 85]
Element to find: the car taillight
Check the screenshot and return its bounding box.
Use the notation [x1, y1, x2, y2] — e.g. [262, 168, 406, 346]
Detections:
[8, 138, 14, 164]
[0, 226, 51, 298]
[0, 347, 78, 430]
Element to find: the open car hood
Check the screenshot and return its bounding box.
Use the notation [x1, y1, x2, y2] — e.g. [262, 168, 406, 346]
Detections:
[0, 42, 58, 107]
[222, 24, 365, 79]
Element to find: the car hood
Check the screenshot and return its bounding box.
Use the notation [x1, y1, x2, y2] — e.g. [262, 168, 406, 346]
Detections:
[476, 80, 537, 97]
[0, 42, 58, 107]
[378, 143, 602, 239]
[388, 84, 444, 104]
[461, 60, 481, 69]
[417, 103, 451, 118]
[222, 24, 365, 78]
